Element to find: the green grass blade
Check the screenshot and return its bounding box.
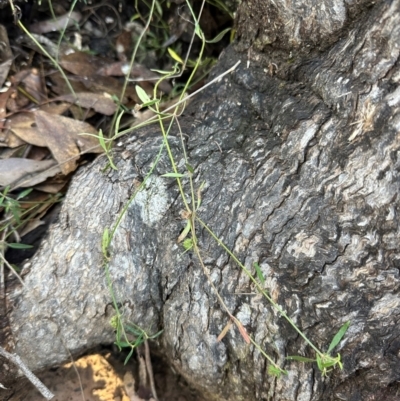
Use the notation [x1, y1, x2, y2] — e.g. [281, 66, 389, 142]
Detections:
[7, 243, 33, 249]
[286, 355, 315, 363]
[327, 321, 350, 354]
[253, 262, 265, 285]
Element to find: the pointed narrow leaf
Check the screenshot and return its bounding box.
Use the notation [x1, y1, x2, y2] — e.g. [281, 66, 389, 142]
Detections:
[135, 85, 151, 104]
[268, 365, 287, 378]
[167, 48, 183, 64]
[162, 172, 185, 178]
[7, 243, 33, 249]
[194, 24, 203, 39]
[253, 262, 265, 285]
[327, 321, 350, 354]
[286, 355, 315, 363]
[98, 129, 107, 152]
[124, 347, 135, 365]
[102, 228, 110, 258]
[177, 220, 191, 244]
[186, 163, 194, 174]
[206, 27, 231, 44]
[16, 188, 33, 200]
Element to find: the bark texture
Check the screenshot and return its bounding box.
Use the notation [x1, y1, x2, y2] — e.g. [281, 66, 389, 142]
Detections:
[2, 1, 400, 400]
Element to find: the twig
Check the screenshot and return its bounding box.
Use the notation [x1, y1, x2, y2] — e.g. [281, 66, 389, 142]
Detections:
[0, 250, 25, 287]
[144, 339, 158, 401]
[0, 346, 54, 400]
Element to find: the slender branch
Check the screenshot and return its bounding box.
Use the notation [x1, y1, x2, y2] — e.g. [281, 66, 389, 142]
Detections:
[0, 346, 54, 400]
[144, 339, 158, 401]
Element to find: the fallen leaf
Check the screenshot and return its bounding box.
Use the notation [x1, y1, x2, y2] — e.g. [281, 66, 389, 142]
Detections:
[34, 110, 103, 174]
[29, 11, 82, 34]
[13, 68, 46, 103]
[60, 51, 111, 77]
[58, 92, 117, 115]
[0, 158, 57, 187]
[0, 24, 12, 88]
[39, 102, 71, 116]
[6, 112, 46, 147]
[0, 59, 12, 89]
[0, 126, 26, 148]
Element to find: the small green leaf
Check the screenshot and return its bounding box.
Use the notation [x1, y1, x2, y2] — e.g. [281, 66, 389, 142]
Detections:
[98, 129, 107, 152]
[142, 99, 160, 108]
[194, 24, 203, 39]
[167, 47, 183, 64]
[125, 325, 143, 336]
[151, 67, 178, 75]
[327, 321, 350, 354]
[135, 85, 151, 104]
[162, 172, 185, 178]
[7, 243, 33, 249]
[206, 27, 231, 44]
[182, 238, 193, 251]
[102, 228, 110, 258]
[286, 355, 315, 363]
[16, 188, 33, 200]
[178, 220, 192, 244]
[124, 347, 135, 365]
[186, 163, 194, 174]
[268, 365, 287, 378]
[114, 110, 125, 134]
[149, 329, 163, 339]
[253, 262, 265, 285]
[106, 154, 118, 171]
[10, 204, 22, 224]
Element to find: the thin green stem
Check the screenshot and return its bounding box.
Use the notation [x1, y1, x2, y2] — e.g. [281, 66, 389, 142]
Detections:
[196, 216, 323, 357]
[109, 0, 156, 137]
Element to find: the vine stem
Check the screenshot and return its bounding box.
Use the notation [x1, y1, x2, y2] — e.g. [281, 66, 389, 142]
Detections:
[196, 217, 324, 358]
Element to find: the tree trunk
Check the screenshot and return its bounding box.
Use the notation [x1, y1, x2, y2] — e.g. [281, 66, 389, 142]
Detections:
[2, 0, 400, 400]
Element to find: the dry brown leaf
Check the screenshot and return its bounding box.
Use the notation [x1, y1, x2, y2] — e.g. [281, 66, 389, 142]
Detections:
[58, 92, 117, 115]
[6, 112, 46, 147]
[34, 178, 68, 194]
[0, 59, 12, 90]
[60, 51, 111, 77]
[29, 11, 82, 34]
[81, 75, 140, 103]
[34, 110, 102, 175]
[39, 102, 71, 115]
[19, 218, 45, 238]
[49, 71, 89, 95]
[13, 68, 46, 104]
[12, 164, 62, 189]
[0, 24, 12, 88]
[0, 127, 26, 148]
[0, 88, 14, 121]
[0, 158, 57, 187]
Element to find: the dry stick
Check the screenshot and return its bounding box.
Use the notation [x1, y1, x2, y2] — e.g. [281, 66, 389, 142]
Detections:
[0, 346, 54, 400]
[144, 339, 158, 401]
[0, 251, 25, 287]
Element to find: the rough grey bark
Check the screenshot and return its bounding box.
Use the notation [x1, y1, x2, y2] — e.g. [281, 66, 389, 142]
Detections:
[2, 0, 400, 400]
